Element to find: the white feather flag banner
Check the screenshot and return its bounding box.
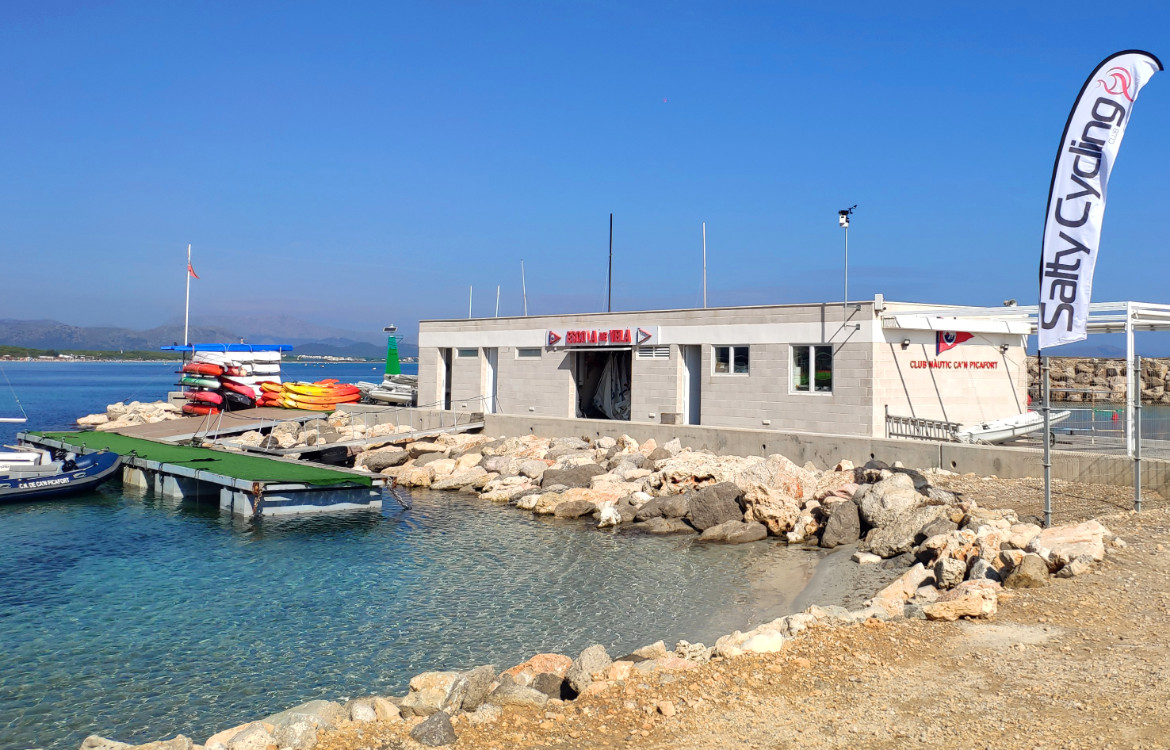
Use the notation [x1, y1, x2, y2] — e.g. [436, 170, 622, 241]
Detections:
[1038, 50, 1162, 350]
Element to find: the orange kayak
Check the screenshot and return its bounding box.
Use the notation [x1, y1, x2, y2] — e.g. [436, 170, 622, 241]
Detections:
[182, 362, 225, 377]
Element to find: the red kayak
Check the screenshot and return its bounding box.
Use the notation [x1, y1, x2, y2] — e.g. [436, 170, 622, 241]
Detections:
[182, 403, 221, 416]
[184, 390, 224, 406]
[181, 362, 225, 377]
[220, 379, 258, 398]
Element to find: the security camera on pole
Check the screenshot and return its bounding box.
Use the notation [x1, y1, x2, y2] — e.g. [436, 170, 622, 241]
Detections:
[838, 205, 857, 325]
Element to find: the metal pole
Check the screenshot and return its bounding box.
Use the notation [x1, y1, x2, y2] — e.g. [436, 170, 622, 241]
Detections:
[1125, 303, 1136, 457]
[607, 213, 613, 313]
[495, 285, 500, 318]
[843, 224, 849, 319]
[521, 260, 528, 316]
[183, 243, 192, 347]
[468, 285, 473, 319]
[1135, 354, 1143, 512]
[1042, 353, 1052, 528]
[702, 221, 707, 308]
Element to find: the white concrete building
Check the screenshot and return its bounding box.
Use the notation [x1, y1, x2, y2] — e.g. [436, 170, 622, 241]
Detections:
[416, 296, 1029, 438]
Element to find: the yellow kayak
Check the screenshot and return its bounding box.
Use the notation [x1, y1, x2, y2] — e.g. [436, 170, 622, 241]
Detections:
[284, 381, 360, 397]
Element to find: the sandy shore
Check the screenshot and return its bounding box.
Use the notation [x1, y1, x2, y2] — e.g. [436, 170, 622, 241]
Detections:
[311, 478, 1167, 750]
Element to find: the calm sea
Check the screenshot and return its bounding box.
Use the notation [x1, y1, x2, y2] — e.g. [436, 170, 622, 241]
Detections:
[0, 361, 817, 750]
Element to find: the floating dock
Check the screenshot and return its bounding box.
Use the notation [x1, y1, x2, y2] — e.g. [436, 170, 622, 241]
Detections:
[21, 431, 387, 517]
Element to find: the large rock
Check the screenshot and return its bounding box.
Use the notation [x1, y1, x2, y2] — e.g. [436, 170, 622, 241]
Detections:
[431, 466, 489, 490]
[1028, 520, 1109, 567]
[854, 473, 923, 530]
[655, 452, 815, 499]
[82, 738, 193, 750]
[922, 579, 1000, 621]
[458, 664, 497, 712]
[414, 451, 451, 467]
[554, 498, 597, 519]
[409, 711, 457, 747]
[500, 653, 572, 685]
[541, 464, 605, 488]
[271, 719, 317, 750]
[1004, 553, 1050, 589]
[400, 671, 465, 716]
[224, 724, 277, 750]
[863, 505, 951, 558]
[698, 520, 768, 544]
[687, 482, 744, 531]
[485, 682, 549, 708]
[531, 672, 567, 698]
[634, 517, 695, 535]
[741, 484, 801, 535]
[820, 500, 860, 548]
[264, 700, 346, 730]
[407, 441, 446, 458]
[634, 493, 691, 521]
[566, 644, 612, 694]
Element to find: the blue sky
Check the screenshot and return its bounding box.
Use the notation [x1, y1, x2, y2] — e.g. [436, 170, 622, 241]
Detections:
[1, 2, 1167, 339]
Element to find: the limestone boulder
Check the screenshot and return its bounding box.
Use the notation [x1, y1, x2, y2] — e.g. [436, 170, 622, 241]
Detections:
[264, 699, 346, 730]
[687, 482, 744, 531]
[820, 499, 860, 548]
[741, 484, 801, 536]
[426, 458, 457, 480]
[500, 653, 572, 686]
[407, 441, 446, 458]
[698, 520, 768, 544]
[431, 466, 488, 490]
[1027, 520, 1110, 567]
[634, 493, 691, 521]
[634, 517, 695, 535]
[77, 412, 109, 426]
[566, 644, 611, 694]
[854, 473, 923, 530]
[485, 682, 549, 708]
[409, 711, 457, 747]
[922, 579, 1000, 621]
[554, 498, 597, 519]
[863, 505, 951, 558]
[1004, 553, 1050, 589]
[400, 671, 465, 716]
[541, 464, 605, 489]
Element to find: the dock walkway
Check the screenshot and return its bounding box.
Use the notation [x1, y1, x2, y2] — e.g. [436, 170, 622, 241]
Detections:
[23, 431, 386, 517]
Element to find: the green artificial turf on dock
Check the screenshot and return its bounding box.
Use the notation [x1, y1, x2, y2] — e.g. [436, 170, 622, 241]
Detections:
[33, 432, 373, 487]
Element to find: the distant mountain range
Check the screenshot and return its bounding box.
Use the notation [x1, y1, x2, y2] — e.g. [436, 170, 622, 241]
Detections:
[0, 317, 417, 358]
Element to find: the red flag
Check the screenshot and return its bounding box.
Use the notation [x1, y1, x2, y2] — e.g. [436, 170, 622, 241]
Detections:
[936, 331, 973, 355]
[188, 261, 199, 280]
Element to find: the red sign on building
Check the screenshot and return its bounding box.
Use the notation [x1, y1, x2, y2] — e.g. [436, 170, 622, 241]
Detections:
[546, 326, 658, 348]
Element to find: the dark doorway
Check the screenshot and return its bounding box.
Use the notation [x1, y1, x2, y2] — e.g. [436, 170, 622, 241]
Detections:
[574, 350, 632, 420]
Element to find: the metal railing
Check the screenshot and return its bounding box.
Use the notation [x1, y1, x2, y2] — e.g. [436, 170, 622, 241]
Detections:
[884, 407, 961, 442]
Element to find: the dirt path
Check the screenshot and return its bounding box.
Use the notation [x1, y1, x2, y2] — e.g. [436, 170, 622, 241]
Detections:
[316, 494, 1170, 750]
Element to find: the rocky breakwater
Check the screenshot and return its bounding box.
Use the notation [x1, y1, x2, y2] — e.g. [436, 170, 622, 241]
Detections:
[76, 401, 183, 431]
[224, 411, 410, 456]
[1027, 356, 1170, 404]
[76, 436, 1129, 749]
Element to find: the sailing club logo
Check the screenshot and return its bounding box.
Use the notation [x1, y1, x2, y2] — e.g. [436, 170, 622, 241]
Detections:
[1098, 66, 1135, 102]
[936, 331, 973, 355]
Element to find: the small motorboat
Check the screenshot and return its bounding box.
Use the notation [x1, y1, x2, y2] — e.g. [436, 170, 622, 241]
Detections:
[954, 410, 1071, 445]
[357, 374, 417, 406]
[0, 446, 122, 503]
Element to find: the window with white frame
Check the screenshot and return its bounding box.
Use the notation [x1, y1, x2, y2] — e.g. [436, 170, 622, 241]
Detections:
[636, 345, 670, 360]
[516, 347, 542, 359]
[791, 345, 833, 393]
[713, 345, 749, 375]
[457, 348, 478, 358]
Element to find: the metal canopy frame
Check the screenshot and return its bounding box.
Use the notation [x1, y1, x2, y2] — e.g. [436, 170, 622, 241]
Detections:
[882, 300, 1170, 457]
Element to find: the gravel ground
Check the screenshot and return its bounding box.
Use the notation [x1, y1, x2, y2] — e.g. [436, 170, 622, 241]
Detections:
[313, 482, 1170, 750]
[932, 473, 1168, 525]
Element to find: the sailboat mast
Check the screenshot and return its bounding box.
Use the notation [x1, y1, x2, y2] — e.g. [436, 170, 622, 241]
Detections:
[184, 243, 192, 346]
[521, 260, 528, 316]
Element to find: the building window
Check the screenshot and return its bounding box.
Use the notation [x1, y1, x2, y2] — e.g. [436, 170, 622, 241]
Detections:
[516, 347, 542, 359]
[714, 345, 749, 375]
[791, 345, 833, 393]
[457, 348, 478, 358]
[636, 345, 670, 360]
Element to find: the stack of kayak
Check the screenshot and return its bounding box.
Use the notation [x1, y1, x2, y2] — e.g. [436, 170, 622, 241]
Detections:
[177, 351, 283, 416]
[257, 380, 360, 411]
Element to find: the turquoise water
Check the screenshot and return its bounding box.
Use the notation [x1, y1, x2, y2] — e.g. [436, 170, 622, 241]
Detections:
[0, 362, 811, 750]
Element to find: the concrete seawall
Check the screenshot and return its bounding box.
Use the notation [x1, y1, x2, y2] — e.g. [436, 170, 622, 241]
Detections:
[479, 413, 1169, 500]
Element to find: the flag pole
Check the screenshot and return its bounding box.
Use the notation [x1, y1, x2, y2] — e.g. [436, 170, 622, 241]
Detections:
[184, 243, 192, 347]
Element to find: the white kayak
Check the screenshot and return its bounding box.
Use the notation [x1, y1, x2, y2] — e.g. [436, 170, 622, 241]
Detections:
[955, 410, 1071, 445]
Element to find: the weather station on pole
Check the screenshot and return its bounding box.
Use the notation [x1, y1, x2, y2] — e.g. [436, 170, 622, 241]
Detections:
[839, 205, 858, 331]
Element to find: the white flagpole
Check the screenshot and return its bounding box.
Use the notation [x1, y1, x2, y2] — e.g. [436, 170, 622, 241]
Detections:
[495, 285, 500, 318]
[184, 243, 192, 346]
[521, 260, 528, 316]
[702, 222, 707, 308]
